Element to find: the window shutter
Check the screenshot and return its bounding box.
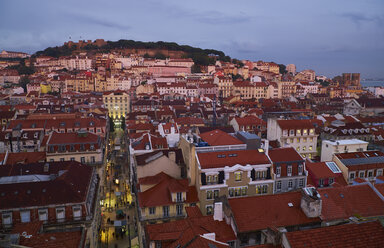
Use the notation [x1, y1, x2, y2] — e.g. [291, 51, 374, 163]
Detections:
[266, 167, 271, 179]
[201, 173, 206, 185]
[218, 171, 224, 184]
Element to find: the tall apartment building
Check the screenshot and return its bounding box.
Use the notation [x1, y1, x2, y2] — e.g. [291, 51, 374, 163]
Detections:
[214, 75, 233, 98]
[267, 119, 319, 159]
[102, 90, 130, 119]
[286, 64, 296, 75]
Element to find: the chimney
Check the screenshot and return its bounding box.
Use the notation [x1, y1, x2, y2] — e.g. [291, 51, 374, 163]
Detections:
[213, 202, 223, 221]
[300, 187, 322, 218]
[168, 151, 176, 163]
[264, 139, 269, 156]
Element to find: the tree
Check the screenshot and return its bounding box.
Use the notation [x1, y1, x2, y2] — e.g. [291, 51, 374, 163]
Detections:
[109, 117, 115, 132]
[19, 76, 30, 92]
[121, 116, 126, 131]
[278, 64, 287, 74]
[191, 64, 201, 73]
[143, 53, 151, 58]
[154, 52, 166, 60]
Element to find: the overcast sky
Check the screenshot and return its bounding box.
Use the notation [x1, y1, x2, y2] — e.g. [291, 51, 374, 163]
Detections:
[1, 0, 383, 78]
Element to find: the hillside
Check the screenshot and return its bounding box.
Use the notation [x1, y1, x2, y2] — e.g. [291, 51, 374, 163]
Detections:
[34, 39, 232, 67]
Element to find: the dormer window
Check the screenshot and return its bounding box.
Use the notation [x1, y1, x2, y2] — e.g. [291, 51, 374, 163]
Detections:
[289, 130, 294, 136]
[287, 165, 292, 176]
[296, 129, 301, 136]
[90, 144, 95, 150]
[34, 132, 39, 139]
[176, 192, 182, 202]
[23, 133, 28, 139]
[80, 144, 85, 151]
[303, 129, 308, 135]
[309, 129, 314, 135]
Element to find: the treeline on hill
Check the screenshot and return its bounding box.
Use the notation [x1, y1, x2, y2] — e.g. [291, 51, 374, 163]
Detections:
[34, 40, 232, 67]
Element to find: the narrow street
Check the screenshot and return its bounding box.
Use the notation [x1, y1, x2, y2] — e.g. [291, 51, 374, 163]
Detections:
[98, 128, 139, 248]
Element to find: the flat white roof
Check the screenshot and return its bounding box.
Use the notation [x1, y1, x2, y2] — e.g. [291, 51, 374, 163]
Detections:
[323, 139, 368, 145]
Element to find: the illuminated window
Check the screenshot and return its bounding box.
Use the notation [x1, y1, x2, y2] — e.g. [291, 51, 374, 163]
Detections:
[296, 129, 301, 136]
[309, 146, 313, 151]
[235, 172, 242, 181]
[303, 129, 308, 135]
[309, 129, 314, 134]
[296, 147, 300, 152]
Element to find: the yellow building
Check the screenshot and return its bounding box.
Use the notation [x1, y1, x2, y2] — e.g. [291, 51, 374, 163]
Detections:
[102, 90, 130, 119]
[137, 172, 199, 224]
[40, 83, 52, 93]
[214, 76, 233, 98]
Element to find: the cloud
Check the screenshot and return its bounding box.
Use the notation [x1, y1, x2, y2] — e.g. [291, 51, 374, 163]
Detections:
[340, 12, 384, 26]
[69, 13, 131, 30]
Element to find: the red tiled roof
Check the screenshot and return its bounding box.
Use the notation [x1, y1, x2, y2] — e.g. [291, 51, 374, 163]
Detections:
[0, 161, 94, 209]
[276, 119, 321, 131]
[306, 162, 337, 178]
[4, 152, 46, 165]
[197, 150, 270, 169]
[268, 147, 303, 163]
[138, 176, 198, 207]
[185, 206, 203, 218]
[318, 184, 384, 221]
[374, 183, 384, 195]
[175, 116, 204, 126]
[138, 172, 172, 185]
[228, 192, 320, 233]
[146, 215, 235, 244]
[200, 129, 244, 146]
[233, 116, 265, 126]
[48, 131, 99, 144]
[285, 220, 384, 248]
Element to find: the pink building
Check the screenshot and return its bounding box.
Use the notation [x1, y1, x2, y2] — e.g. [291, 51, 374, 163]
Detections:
[148, 66, 191, 77]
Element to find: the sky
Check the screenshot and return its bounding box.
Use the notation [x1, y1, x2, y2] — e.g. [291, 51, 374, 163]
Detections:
[1, 0, 383, 78]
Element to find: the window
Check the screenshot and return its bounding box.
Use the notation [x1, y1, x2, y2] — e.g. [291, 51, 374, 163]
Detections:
[163, 206, 169, 217]
[73, 206, 82, 220]
[296, 129, 301, 136]
[70, 157, 75, 161]
[81, 157, 85, 164]
[368, 170, 374, 178]
[309, 137, 313, 142]
[235, 172, 242, 181]
[309, 129, 314, 135]
[296, 138, 300, 143]
[60, 158, 65, 162]
[289, 130, 294, 136]
[296, 147, 300, 152]
[303, 137, 307, 142]
[298, 164, 303, 175]
[302, 146, 306, 151]
[56, 208, 65, 222]
[359, 171, 365, 178]
[303, 129, 308, 135]
[20, 210, 30, 223]
[241, 187, 247, 196]
[176, 192, 182, 202]
[309, 146, 313, 151]
[350, 172, 355, 180]
[70, 145, 75, 152]
[38, 209, 48, 222]
[319, 178, 324, 187]
[329, 178, 334, 185]
[288, 180, 293, 189]
[256, 185, 268, 194]
[206, 205, 213, 215]
[214, 190, 219, 199]
[229, 188, 234, 197]
[91, 156, 95, 163]
[2, 213, 12, 226]
[90, 145, 95, 150]
[207, 190, 213, 200]
[176, 204, 183, 216]
[276, 166, 281, 176]
[276, 181, 282, 191]
[299, 178, 304, 187]
[80, 144, 85, 151]
[287, 165, 292, 176]
[290, 138, 294, 143]
[377, 169, 383, 176]
[149, 207, 156, 215]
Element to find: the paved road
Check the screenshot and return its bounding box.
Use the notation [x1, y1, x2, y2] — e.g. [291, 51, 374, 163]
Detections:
[99, 129, 139, 248]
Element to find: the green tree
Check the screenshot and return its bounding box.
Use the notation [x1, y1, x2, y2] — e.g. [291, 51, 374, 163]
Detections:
[109, 117, 115, 132]
[121, 116, 126, 131]
[19, 76, 30, 92]
[154, 52, 166, 60]
[143, 53, 151, 58]
[278, 64, 287, 74]
[191, 64, 201, 73]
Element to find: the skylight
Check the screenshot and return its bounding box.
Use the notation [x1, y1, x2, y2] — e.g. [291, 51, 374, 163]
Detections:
[325, 162, 342, 173]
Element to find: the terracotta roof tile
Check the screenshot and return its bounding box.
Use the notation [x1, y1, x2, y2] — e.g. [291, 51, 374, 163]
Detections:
[200, 129, 244, 146]
[197, 150, 270, 169]
[285, 220, 384, 248]
[318, 184, 384, 221]
[228, 192, 320, 233]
